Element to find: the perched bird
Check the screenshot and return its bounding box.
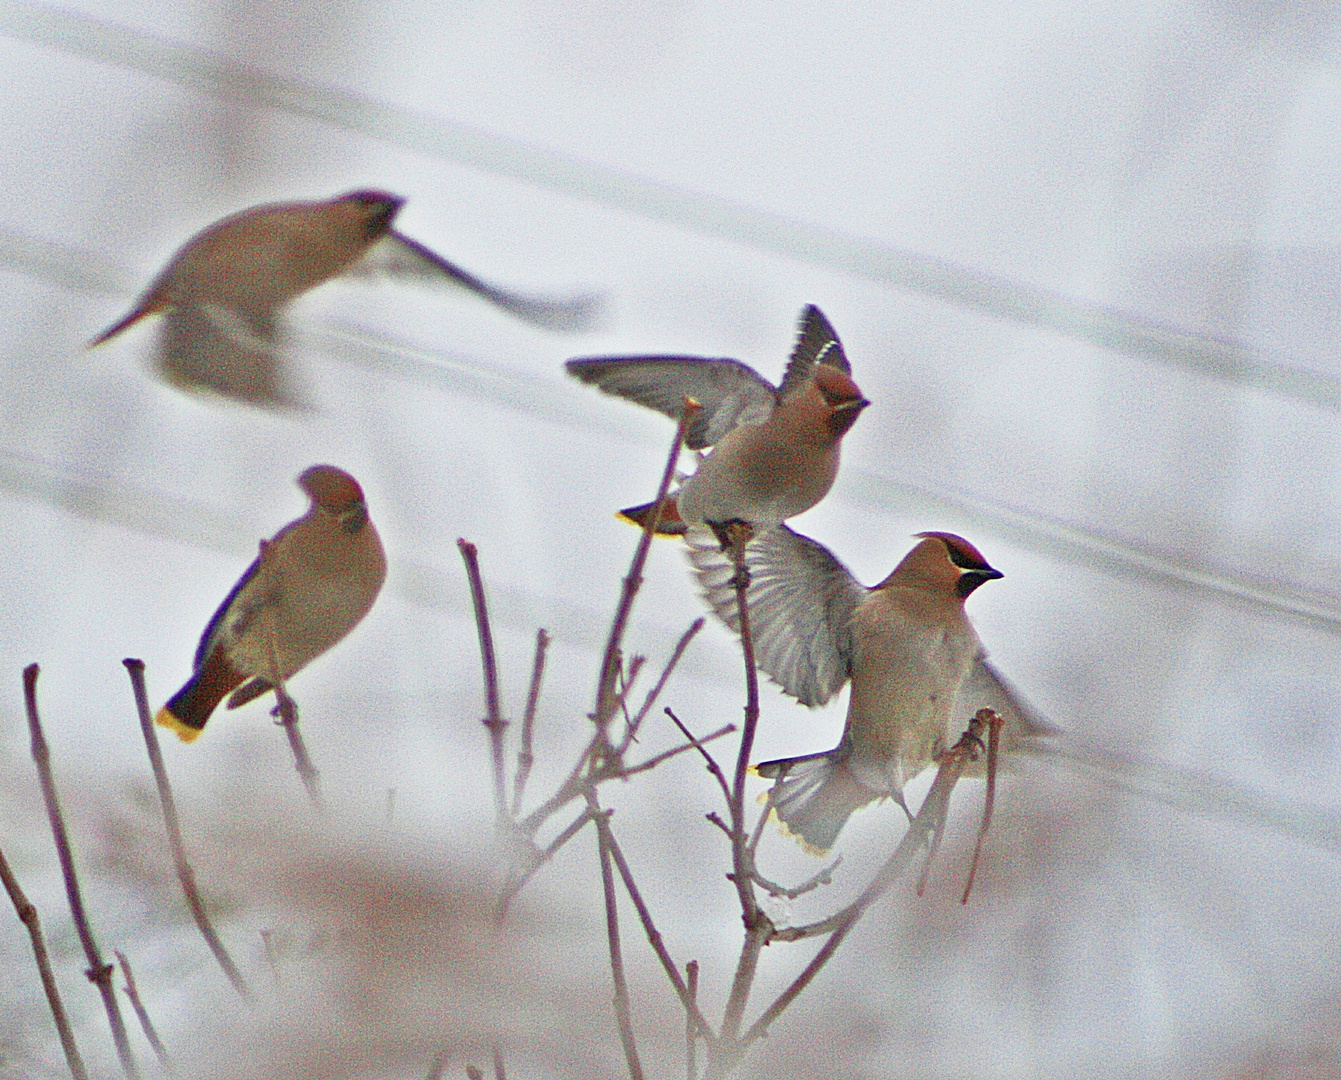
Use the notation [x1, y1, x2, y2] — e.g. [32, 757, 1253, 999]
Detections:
[688, 525, 1051, 852]
[91, 190, 598, 408]
[156, 465, 387, 742]
[565, 305, 868, 541]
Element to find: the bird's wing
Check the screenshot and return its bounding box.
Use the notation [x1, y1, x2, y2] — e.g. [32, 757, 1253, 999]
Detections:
[351, 230, 601, 333]
[777, 304, 850, 398]
[565, 356, 778, 449]
[191, 553, 263, 671]
[685, 524, 867, 706]
[159, 302, 301, 409]
[953, 656, 1062, 749]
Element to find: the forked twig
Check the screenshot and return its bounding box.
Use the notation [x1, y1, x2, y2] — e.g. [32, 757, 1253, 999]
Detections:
[123, 660, 250, 997]
[588, 795, 646, 1080]
[458, 539, 509, 822]
[115, 951, 171, 1069]
[512, 629, 550, 815]
[495, 808, 597, 920]
[623, 619, 705, 745]
[0, 844, 88, 1080]
[24, 664, 141, 1080]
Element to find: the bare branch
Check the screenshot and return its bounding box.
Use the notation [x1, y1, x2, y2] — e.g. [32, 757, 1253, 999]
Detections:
[721, 528, 768, 1042]
[123, 659, 250, 998]
[625, 619, 705, 744]
[512, 629, 550, 815]
[739, 712, 989, 1057]
[271, 689, 323, 811]
[0, 844, 89, 1080]
[495, 808, 597, 920]
[115, 951, 171, 1070]
[704, 812, 733, 840]
[616, 724, 736, 781]
[24, 664, 141, 1080]
[753, 855, 843, 901]
[425, 1050, 448, 1080]
[458, 539, 509, 823]
[665, 709, 733, 807]
[492, 1046, 507, 1080]
[601, 812, 717, 1044]
[593, 398, 700, 730]
[587, 796, 646, 1080]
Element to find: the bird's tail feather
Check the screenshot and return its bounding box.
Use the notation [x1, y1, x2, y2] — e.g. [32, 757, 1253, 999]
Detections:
[617, 497, 686, 535]
[155, 649, 245, 743]
[755, 750, 882, 854]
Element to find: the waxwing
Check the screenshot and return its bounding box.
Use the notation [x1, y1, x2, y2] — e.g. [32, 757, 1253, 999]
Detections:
[156, 465, 386, 742]
[566, 305, 868, 542]
[92, 190, 597, 407]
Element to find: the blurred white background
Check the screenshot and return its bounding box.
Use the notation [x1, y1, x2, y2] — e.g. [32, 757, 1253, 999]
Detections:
[3, 0, 1341, 1076]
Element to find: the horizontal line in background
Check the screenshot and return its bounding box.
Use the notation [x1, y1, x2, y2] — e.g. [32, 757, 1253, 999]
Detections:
[0, 448, 706, 671]
[5, 225, 1341, 637]
[1, 0, 1338, 409]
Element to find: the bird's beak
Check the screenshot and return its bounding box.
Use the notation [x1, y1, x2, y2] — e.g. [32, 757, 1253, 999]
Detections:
[957, 566, 1004, 599]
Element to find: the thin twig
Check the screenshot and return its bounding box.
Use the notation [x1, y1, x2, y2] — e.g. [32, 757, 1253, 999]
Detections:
[458, 539, 509, 823]
[272, 689, 323, 811]
[512, 629, 550, 815]
[616, 724, 736, 781]
[0, 844, 89, 1080]
[625, 619, 705, 744]
[115, 951, 171, 1070]
[593, 398, 700, 729]
[962, 709, 1004, 904]
[666, 709, 733, 807]
[492, 1046, 507, 1080]
[737, 713, 988, 1059]
[602, 813, 716, 1043]
[686, 960, 700, 1080]
[588, 796, 646, 1080]
[24, 664, 141, 1080]
[425, 1050, 449, 1080]
[495, 808, 597, 920]
[123, 660, 250, 998]
[753, 855, 843, 900]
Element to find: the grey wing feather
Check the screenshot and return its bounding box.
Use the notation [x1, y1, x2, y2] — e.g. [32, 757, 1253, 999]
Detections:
[686, 524, 867, 706]
[565, 356, 778, 449]
[355, 231, 600, 333]
[159, 302, 300, 409]
[778, 304, 849, 398]
[953, 656, 1062, 750]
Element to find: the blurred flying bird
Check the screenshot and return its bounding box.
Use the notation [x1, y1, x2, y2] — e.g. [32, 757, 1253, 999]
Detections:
[566, 305, 868, 541]
[156, 465, 386, 742]
[91, 190, 598, 408]
[688, 525, 1044, 852]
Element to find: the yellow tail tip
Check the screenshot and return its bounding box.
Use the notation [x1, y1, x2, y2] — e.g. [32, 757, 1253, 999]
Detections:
[155, 707, 202, 744]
